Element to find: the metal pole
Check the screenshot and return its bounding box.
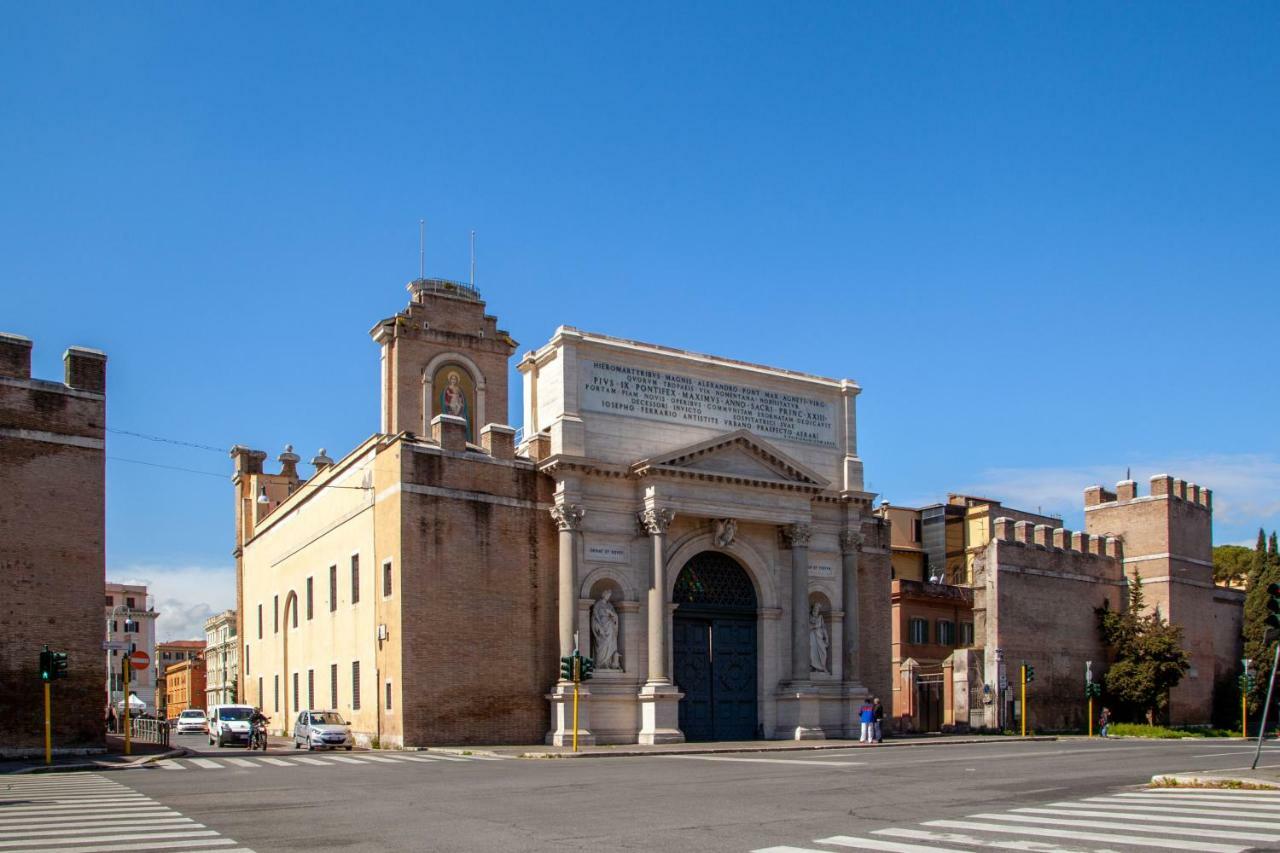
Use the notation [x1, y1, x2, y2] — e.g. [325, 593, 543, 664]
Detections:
[572, 656, 580, 753]
[1251, 643, 1280, 770]
[1244, 691, 1249, 739]
[1020, 664, 1027, 737]
[124, 657, 131, 757]
[44, 682, 52, 765]
[1088, 696, 1093, 739]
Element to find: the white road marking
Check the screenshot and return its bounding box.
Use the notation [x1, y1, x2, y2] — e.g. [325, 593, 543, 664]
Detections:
[323, 755, 365, 764]
[154, 760, 186, 770]
[224, 758, 258, 768]
[814, 836, 972, 852]
[969, 811, 1280, 843]
[666, 756, 866, 767]
[188, 758, 224, 769]
[922, 819, 1245, 852]
[872, 827, 1085, 851]
[289, 756, 330, 766]
[257, 757, 293, 767]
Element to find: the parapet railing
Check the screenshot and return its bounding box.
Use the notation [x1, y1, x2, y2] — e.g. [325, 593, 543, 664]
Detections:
[409, 277, 481, 302]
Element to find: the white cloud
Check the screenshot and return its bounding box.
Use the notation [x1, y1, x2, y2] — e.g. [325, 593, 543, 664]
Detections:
[946, 453, 1280, 540]
[111, 564, 235, 642]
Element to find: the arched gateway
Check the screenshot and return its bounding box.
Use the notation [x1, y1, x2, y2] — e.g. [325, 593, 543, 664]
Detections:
[672, 552, 759, 741]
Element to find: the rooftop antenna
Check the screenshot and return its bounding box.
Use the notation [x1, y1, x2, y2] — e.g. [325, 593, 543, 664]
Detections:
[469, 230, 476, 288]
[1126, 466, 1131, 481]
[418, 219, 425, 281]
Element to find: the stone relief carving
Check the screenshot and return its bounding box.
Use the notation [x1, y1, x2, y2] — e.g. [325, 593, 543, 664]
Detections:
[779, 523, 812, 549]
[809, 602, 830, 673]
[590, 590, 622, 670]
[713, 518, 737, 548]
[549, 503, 585, 532]
[839, 530, 864, 554]
[637, 507, 675, 536]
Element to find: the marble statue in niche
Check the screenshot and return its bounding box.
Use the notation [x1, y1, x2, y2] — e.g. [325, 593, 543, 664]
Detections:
[591, 589, 622, 670]
[809, 602, 830, 674]
[713, 518, 737, 548]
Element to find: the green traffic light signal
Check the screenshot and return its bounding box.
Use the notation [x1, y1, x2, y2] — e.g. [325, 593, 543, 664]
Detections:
[559, 655, 574, 681]
[39, 646, 51, 682]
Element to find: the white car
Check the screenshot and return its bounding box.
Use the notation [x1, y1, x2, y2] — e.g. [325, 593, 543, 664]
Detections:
[175, 709, 208, 734]
[208, 704, 256, 747]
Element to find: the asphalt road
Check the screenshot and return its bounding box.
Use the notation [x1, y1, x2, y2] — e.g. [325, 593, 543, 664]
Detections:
[90, 737, 1280, 852]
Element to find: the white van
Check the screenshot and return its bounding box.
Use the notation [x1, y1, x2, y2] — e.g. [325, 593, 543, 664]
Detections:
[207, 704, 255, 747]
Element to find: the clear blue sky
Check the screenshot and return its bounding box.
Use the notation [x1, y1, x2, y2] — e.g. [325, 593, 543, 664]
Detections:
[3, 4, 1277, 639]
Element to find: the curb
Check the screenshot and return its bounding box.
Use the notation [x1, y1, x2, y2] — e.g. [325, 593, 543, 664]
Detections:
[427, 735, 1058, 760]
[7, 747, 189, 775]
[1152, 772, 1280, 789]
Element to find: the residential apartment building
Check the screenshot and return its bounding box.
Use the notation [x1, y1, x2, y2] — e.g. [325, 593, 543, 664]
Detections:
[204, 610, 238, 706]
[105, 582, 158, 714]
[155, 640, 205, 717]
[0, 333, 108, 755]
[164, 656, 206, 719]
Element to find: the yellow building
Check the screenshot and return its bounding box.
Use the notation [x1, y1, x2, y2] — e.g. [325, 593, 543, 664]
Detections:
[165, 656, 206, 719]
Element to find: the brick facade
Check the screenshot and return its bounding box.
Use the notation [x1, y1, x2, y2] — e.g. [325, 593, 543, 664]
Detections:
[0, 333, 107, 755]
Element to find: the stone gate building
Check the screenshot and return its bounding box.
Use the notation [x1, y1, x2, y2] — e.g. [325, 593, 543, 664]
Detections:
[234, 279, 891, 746]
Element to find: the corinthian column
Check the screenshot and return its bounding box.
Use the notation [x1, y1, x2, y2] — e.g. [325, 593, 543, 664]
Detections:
[638, 508, 675, 686]
[550, 503, 585, 664]
[781, 523, 812, 684]
[840, 530, 864, 684]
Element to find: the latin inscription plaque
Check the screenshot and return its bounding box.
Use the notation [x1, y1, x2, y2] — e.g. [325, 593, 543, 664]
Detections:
[581, 360, 836, 447]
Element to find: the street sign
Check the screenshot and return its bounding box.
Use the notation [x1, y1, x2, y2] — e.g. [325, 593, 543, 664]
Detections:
[103, 641, 129, 652]
[128, 651, 150, 670]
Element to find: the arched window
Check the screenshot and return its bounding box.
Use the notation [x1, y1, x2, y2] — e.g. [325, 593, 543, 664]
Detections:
[673, 552, 757, 612]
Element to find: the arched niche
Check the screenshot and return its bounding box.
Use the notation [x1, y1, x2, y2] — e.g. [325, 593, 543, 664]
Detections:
[422, 352, 487, 440]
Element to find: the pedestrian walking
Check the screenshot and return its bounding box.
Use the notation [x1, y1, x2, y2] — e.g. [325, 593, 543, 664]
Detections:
[872, 697, 885, 743]
[858, 698, 875, 743]
[1098, 706, 1111, 738]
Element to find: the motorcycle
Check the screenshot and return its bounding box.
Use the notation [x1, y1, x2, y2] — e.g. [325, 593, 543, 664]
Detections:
[250, 717, 269, 751]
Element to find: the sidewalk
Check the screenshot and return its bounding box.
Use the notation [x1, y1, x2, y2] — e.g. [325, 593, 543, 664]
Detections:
[425, 733, 1057, 759]
[1152, 766, 1280, 789]
[1, 735, 185, 775]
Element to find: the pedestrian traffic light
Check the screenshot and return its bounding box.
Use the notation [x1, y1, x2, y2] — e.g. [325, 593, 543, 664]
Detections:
[559, 655, 574, 681]
[1267, 583, 1280, 629]
[1024, 663, 1035, 683]
[51, 652, 69, 680]
[579, 655, 594, 682]
[39, 646, 52, 682]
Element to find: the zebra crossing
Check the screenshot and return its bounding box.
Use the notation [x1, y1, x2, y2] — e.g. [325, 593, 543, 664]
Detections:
[143, 750, 505, 772]
[753, 785, 1280, 852]
[0, 771, 251, 852]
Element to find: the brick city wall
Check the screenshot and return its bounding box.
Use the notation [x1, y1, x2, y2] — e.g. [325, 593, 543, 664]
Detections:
[986, 520, 1125, 732]
[858, 517, 893, 714]
[398, 432, 557, 746]
[0, 335, 107, 754]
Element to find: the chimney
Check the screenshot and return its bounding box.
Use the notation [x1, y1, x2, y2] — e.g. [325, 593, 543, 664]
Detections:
[0, 333, 32, 379]
[64, 346, 107, 393]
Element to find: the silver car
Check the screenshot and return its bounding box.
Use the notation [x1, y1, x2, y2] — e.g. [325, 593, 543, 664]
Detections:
[292, 710, 354, 751]
[175, 709, 208, 734]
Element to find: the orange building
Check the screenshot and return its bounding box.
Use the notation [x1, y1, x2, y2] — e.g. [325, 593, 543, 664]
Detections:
[164, 656, 207, 719]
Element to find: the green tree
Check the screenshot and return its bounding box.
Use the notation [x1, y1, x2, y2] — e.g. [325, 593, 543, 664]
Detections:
[1214, 544, 1255, 587]
[1097, 570, 1191, 723]
[1242, 530, 1280, 714]
[1271, 532, 1279, 556]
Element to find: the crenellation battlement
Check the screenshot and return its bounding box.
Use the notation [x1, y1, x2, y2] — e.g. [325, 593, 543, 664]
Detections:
[1084, 474, 1211, 512]
[993, 517, 1121, 561]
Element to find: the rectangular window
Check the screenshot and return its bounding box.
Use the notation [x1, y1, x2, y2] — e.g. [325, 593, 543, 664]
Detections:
[308, 669, 315, 710]
[292, 600, 298, 629]
[937, 620, 956, 646]
[257, 604, 263, 639]
[274, 675, 279, 712]
[293, 672, 299, 712]
[385, 680, 392, 711]
[106, 595, 113, 606]
[331, 663, 338, 709]
[126, 597, 136, 609]
[274, 595, 279, 633]
[351, 555, 360, 604]
[908, 618, 928, 645]
[306, 577, 314, 620]
[329, 566, 338, 611]
[258, 676, 263, 708]
[383, 560, 393, 597]
[245, 645, 250, 675]
[959, 622, 975, 646]
[912, 519, 922, 543]
[352, 661, 361, 711]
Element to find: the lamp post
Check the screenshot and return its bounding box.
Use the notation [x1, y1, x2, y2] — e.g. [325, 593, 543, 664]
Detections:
[106, 604, 138, 755]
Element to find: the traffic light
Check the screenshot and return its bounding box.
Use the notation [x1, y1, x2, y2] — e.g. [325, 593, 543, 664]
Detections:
[39, 646, 52, 682]
[579, 655, 594, 682]
[1085, 681, 1102, 699]
[1267, 583, 1280, 629]
[1024, 663, 1035, 683]
[559, 655, 574, 681]
[51, 652, 69, 680]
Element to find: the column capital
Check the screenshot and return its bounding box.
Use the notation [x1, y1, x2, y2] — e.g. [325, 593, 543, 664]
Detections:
[637, 507, 675, 536]
[839, 530, 864, 554]
[779, 523, 812, 549]
[550, 503, 586, 532]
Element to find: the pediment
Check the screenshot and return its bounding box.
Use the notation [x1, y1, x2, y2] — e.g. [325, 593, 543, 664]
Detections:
[631, 430, 829, 491]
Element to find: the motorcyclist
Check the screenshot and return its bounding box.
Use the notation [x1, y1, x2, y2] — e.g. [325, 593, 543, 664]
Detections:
[249, 708, 270, 749]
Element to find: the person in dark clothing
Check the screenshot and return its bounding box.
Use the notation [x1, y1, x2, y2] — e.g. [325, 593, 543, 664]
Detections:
[872, 697, 885, 742]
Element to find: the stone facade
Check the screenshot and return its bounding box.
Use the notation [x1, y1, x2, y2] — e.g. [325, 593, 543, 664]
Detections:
[233, 279, 891, 746]
[105, 582, 158, 714]
[203, 610, 238, 707]
[155, 640, 204, 717]
[0, 333, 107, 755]
[164, 656, 206, 719]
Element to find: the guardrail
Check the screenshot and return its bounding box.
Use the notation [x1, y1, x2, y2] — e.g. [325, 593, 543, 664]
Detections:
[127, 717, 170, 747]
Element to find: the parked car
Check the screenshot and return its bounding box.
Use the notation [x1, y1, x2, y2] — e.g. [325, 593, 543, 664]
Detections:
[175, 709, 208, 734]
[292, 710, 354, 751]
[208, 704, 256, 747]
